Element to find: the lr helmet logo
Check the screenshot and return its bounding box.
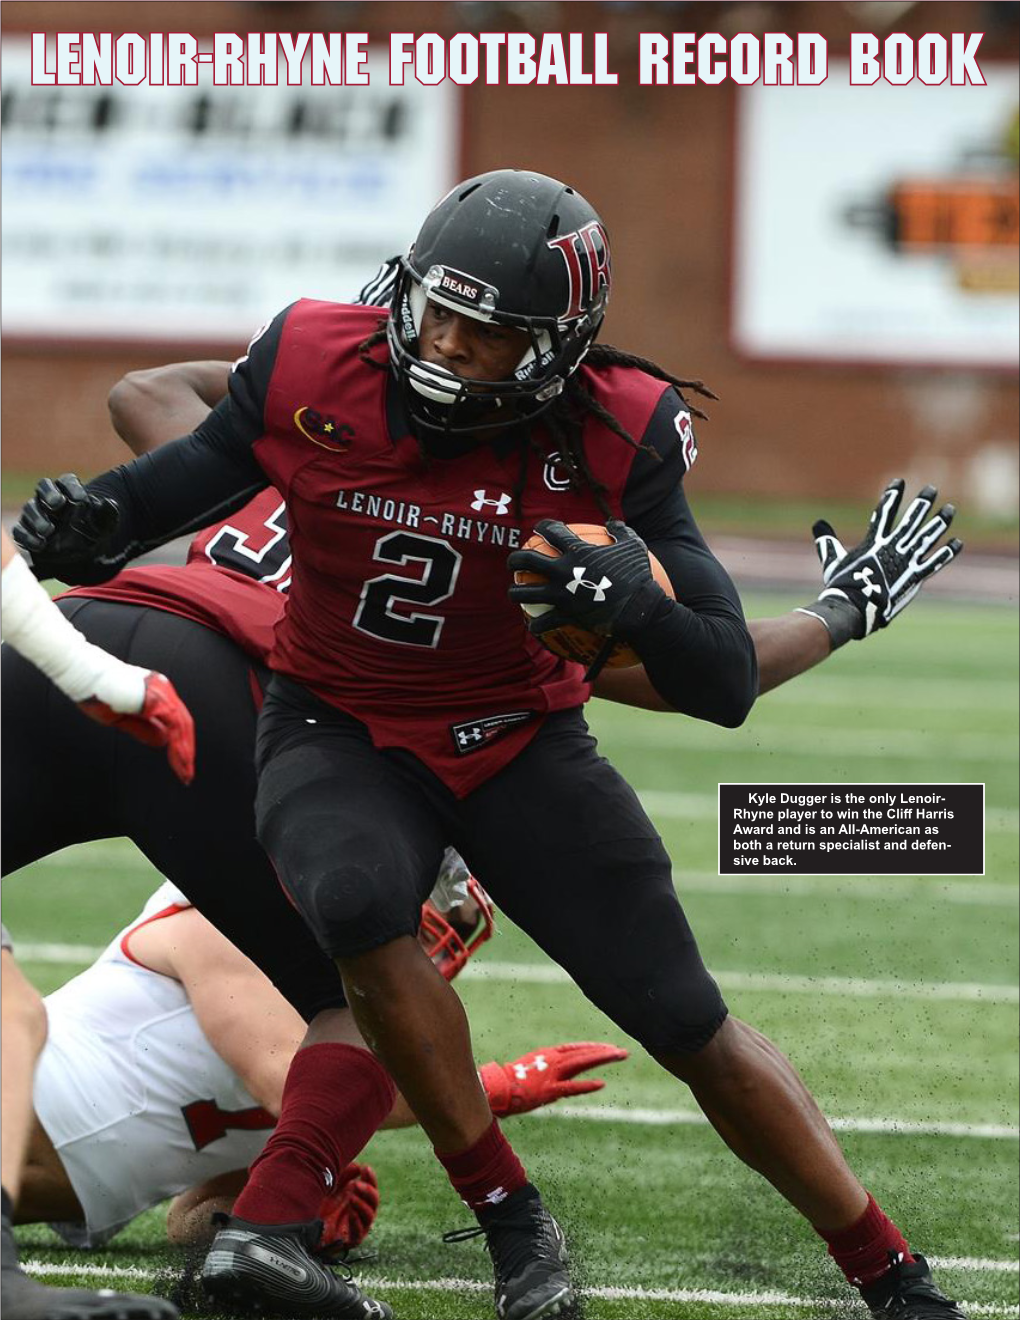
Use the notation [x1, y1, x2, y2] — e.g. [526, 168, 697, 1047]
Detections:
[565, 566, 612, 601]
[547, 220, 612, 321]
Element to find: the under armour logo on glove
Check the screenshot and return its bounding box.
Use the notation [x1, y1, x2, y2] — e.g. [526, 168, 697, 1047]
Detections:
[797, 479, 963, 648]
[853, 566, 881, 599]
[565, 567, 612, 601]
[480, 1042, 629, 1117]
[507, 518, 666, 640]
[512, 1054, 549, 1080]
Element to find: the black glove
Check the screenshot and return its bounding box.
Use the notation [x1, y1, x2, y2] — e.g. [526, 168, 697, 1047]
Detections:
[508, 518, 667, 640]
[12, 474, 120, 584]
[797, 480, 962, 648]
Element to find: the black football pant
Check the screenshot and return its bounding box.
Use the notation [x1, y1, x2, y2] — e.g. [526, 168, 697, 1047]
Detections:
[1, 599, 347, 1021]
[257, 675, 728, 1054]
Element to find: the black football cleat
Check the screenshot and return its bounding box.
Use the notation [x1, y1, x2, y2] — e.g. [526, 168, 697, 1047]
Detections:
[2, 1212, 179, 1319]
[445, 1185, 574, 1320]
[860, 1252, 968, 1319]
[200, 1213, 391, 1318]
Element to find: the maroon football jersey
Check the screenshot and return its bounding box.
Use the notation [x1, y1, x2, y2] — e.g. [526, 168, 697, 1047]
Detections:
[224, 301, 686, 795]
[60, 488, 289, 664]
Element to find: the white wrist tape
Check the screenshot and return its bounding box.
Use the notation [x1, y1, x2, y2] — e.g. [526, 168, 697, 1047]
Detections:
[2, 554, 146, 712]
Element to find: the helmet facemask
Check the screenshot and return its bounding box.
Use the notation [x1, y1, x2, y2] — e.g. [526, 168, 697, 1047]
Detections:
[386, 170, 611, 438]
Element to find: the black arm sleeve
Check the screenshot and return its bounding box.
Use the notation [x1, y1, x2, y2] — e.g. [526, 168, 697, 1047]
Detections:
[85, 399, 267, 576]
[71, 308, 293, 582]
[621, 388, 758, 727]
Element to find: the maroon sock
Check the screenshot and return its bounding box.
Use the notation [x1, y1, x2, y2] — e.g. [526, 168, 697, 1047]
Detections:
[234, 1043, 395, 1226]
[818, 1192, 914, 1288]
[435, 1118, 529, 1216]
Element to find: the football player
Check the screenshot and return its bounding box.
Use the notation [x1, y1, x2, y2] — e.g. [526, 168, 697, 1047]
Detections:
[14, 169, 965, 1320]
[1, 528, 188, 1320]
[14, 877, 624, 1254]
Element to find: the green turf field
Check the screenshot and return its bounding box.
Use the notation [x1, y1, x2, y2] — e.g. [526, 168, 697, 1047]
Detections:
[5, 592, 1018, 1319]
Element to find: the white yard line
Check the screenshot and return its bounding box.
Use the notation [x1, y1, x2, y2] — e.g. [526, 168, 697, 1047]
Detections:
[638, 790, 1018, 834]
[20, 1262, 1020, 1316]
[17, 946, 1018, 1007]
[13, 849, 1017, 903]
[611, 724, 1018, 764]
[670, 872, 1016, 905]
[17, 941, 105, 962]
[762, 677, 1019, 712]
[459, 960, 1019, 1005]
[527, 1103, 1019, 1141]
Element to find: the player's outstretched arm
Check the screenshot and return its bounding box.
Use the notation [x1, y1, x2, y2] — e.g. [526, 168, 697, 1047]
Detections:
[129, 907, 307, 1117]
[755, 478, 961, 693]
[109, 362, 230, 456]
[594, 481, 962, 705]
[105, 256, 396, 457]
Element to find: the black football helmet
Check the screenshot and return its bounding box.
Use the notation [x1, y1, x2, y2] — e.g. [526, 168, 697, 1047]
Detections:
[388, 169, 612, 435]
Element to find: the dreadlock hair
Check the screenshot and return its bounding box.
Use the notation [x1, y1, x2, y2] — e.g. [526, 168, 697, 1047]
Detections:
[357, 320, 717, 519]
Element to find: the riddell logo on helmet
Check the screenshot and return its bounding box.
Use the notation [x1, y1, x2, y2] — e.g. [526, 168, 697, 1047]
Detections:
[547, 220, 612, 320]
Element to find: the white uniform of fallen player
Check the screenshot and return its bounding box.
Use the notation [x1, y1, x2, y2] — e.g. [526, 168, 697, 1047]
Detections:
[35, 882, 274, 1248]
[34, 854, 479, 1249]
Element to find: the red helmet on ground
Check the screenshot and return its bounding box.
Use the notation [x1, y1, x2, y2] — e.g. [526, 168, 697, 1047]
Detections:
[418, 875, 495, 981]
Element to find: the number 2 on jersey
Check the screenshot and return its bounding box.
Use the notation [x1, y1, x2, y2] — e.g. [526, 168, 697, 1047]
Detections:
[354, 531, 462, 648]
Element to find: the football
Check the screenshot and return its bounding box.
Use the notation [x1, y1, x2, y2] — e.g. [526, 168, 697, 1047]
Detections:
[514, 523, 675, 669]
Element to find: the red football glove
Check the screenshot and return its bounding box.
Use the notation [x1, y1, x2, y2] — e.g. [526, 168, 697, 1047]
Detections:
[480, 1041, 629, 1117]
[80, 671, 195, 785]
[316, 1162, 380, 1259]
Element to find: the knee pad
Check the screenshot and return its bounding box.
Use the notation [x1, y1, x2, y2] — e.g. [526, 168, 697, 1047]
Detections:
[610, 962, 728, 1055]
[573, 883, 729, 1055]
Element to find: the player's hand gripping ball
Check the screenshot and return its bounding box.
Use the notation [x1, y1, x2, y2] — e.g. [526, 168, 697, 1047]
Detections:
[510, 522, 674, 669]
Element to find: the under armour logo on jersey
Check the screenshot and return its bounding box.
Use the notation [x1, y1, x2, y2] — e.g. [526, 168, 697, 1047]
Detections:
[456, 726, 484, 747]
[471, 490, 512, 515]
[854, 566, 882, 598]
[323, 1168, 335, 1189]
[565, 566, 612, 601]
[512, 1055, 549, 1081]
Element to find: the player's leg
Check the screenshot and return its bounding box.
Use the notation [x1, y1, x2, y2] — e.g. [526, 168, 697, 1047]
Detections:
[102, 602, 350, 1023]
[458, 710, 960, 1316]
[0, 944, 47, 1206]
[0, 935, 179, 1320]
[12, 1115, 84, 1227]
[250, 678, 495, 1162]
[1, 609, 123, 873]
[212, 679, 564, 1320]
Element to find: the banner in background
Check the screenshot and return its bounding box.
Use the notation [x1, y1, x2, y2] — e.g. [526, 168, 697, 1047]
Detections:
[1, 38, 457, 344]
[733, 65, 1019, 368]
